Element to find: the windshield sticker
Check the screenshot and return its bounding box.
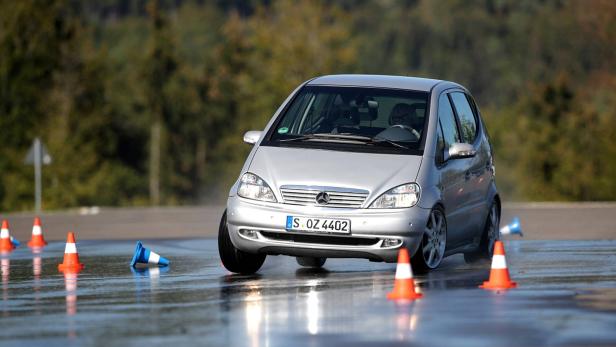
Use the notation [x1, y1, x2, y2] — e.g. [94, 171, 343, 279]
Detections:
[278, 127, 289, 134]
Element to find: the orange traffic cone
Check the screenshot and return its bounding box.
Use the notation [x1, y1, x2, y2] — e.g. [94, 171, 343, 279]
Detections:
[27, 217, 48, 248]
[0, 220, 14, 252]
[480, 241, 517, 290]
[58, 232, 84, 272]
[387, 248, 423, 300]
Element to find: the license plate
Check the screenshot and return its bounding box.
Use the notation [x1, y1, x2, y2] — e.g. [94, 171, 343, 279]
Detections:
[286, 216, 351, 234]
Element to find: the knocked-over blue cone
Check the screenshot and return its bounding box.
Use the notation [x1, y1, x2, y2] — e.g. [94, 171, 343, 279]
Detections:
[130, 241, 170, 267]
[10, 236, 20, 247]
[500, 217, 523, 237]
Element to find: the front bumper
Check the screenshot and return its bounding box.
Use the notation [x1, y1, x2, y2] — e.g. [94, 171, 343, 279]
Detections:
[226, 196, 430, 263]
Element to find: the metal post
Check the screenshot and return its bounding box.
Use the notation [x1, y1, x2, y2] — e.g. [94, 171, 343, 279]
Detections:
[34, 137, 42, 213]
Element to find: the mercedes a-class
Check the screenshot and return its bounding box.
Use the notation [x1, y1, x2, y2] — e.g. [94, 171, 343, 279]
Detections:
[218, 75, 500, 274]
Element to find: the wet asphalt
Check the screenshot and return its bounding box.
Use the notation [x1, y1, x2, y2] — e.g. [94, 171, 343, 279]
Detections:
[0, 239, 615, 347]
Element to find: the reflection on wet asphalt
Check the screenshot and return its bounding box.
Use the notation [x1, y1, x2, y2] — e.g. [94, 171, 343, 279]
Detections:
[0, 239, 615, 347]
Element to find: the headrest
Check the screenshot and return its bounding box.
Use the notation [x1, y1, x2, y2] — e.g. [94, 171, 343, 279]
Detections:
[389, 103, 412, 125]
[389, 102, 426, 126]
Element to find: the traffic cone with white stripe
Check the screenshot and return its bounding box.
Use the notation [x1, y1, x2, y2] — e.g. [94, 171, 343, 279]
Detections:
[480, 241, 517, 290]
[27, 217, 48, 248]
[0, 220, 15, 252]
[387, 248, 423, 300]
[58, 232, 84, 272]
[130, 241, 170, 267]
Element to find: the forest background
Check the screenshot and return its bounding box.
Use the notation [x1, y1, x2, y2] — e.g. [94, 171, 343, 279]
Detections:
[1, 0, 615, 212]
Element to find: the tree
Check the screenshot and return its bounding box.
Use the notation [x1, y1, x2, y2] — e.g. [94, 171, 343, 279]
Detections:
[0, 0, 65, 210]
[489, 75, 616, 201]
[201, 0, 359, 195]
[142, 0, 178, 205]
[195, 10, 254, 199]
[0, 0, 145, 210]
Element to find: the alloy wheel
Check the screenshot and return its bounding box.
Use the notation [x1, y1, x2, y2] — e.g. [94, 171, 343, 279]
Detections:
[422, 209, 447, 269]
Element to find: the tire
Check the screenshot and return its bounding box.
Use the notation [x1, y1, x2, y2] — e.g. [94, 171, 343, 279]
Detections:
[464, 199, 500, 263]
[218, 210, 266, 274]
[296, 257, 326, 268]
[411, 206, 447, 274]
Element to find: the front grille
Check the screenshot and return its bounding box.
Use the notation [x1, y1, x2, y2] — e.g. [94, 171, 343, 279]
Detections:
[280, 186, 368, 208]
[260, 231, 379, 246]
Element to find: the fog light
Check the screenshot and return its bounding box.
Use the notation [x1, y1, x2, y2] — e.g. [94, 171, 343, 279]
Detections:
[382, 238, 402, 248]
[240, 229, 259, 239]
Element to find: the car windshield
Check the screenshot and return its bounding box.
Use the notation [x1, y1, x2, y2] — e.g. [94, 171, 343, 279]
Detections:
[265, 86, 429, 154]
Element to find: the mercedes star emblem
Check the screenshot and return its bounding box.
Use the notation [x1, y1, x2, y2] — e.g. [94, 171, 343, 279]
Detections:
[315, 192, 330, 205]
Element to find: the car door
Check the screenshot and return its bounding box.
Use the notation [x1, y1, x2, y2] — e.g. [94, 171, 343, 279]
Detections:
[449, 92, 489, 241]
[435, 92, 469, 249]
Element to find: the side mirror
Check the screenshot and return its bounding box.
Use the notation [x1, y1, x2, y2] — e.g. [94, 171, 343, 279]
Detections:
[447, 142, 476, 160]
[243, 130, 262, 145]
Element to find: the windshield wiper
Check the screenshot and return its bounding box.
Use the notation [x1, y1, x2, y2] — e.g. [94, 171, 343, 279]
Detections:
[279, 133, 372, 143]
[369, 137, 410, 150]
[278, 132, 410, 150]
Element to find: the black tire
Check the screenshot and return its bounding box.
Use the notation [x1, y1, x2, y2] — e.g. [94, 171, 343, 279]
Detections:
[218, 210, 266, 274]
[411, 206, 447, 274]
[296, 257, 326, 268]
[464, 199, 500, 263]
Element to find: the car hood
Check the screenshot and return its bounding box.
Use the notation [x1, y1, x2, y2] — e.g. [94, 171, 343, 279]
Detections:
[247, 146, 423, 201]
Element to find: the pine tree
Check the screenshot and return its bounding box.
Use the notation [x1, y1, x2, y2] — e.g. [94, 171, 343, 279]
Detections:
[142, 0, 177, 205]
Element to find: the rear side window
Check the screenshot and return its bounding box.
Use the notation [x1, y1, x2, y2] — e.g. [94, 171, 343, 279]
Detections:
[450, 92, 478, 144]
[437, 94, 460, 149]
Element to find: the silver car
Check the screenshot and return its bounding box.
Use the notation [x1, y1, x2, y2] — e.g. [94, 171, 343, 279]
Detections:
[218, 75, 500, 274]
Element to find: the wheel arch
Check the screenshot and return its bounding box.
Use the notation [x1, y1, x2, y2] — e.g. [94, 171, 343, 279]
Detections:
[432, 201, 446, 213]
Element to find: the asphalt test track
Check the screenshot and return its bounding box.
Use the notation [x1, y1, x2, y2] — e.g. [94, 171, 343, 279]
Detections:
[1, 238, 615, 347]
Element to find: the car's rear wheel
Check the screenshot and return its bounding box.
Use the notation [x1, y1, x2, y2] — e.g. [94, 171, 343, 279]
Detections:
[464, 199, 500, 263]
[218, 210, 266, 274]
[411, 206, 447, 273]
[296, 257, 326, 268]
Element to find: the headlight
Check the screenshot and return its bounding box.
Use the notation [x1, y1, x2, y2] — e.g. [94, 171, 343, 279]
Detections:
[369, 183, 420, 209]
[237, 173, 277, 202]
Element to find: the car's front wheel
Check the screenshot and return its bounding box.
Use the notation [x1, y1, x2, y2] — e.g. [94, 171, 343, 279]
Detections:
[296, 257, 326, 268]
[411, 206, 447, 273]
[218, 210, 266, 274]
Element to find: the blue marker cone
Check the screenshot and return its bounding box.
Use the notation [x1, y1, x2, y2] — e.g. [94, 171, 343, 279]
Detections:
[500, 217, 523, 237]
[10, 236, 20, 248]
[130, 241, 170, 267]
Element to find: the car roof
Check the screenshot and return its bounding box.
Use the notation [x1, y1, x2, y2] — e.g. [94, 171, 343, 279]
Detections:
[307, 74, 450, 92]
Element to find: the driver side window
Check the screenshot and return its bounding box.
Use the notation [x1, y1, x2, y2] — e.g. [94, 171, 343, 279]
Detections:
[438, 93, 461, 159]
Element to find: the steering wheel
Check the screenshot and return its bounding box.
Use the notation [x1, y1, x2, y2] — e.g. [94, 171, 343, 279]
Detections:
[391, 124, 421, 139]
